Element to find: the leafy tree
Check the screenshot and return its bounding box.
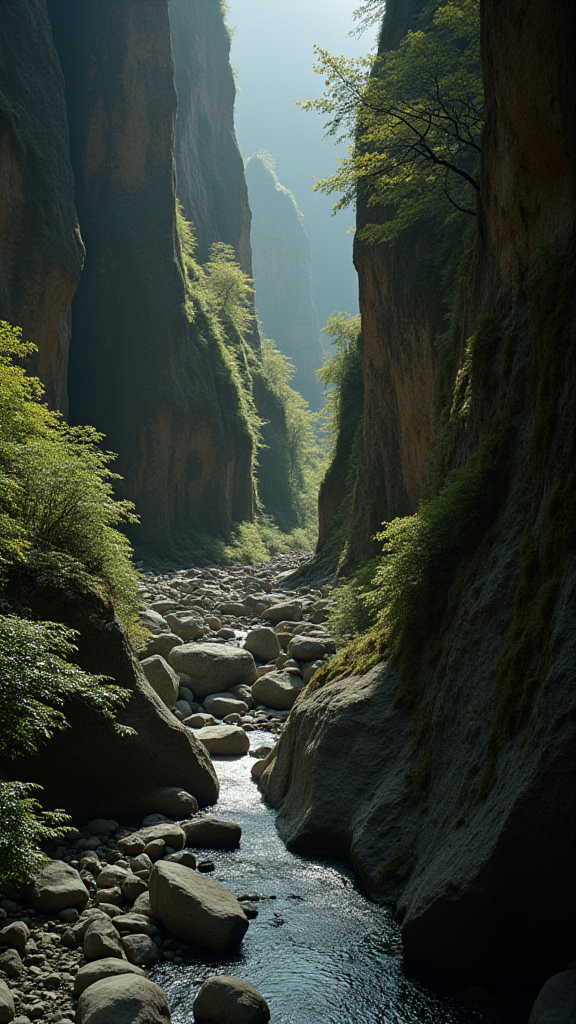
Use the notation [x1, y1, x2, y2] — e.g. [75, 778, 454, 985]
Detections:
[317, 312, 362, 450]
[303, 0, 483, 242]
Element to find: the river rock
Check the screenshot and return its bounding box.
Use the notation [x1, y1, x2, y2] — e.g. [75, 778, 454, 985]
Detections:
[528, 969, 576, 1023]
[0, 922, 29, 953]
[169, 644, 257, 697]
[96, 888, 123, 908]
[86, 818, 119, 836]
[122, 873, 148, 903]
[229, 684, 256, 709]
[113, 913, 157, 937]
[195, 725, 251, 756]
[83, 917, 125, 960]
[204, 695, 249, 719]
[244, 627, 280, 663]
[118, 824, 185, 858]
[165, 850, 197, 869]
[287, 637, 327, 661]
[165, 613, 205, 642]
[185, 713, 218, 728]
[302, 659, 324, 685]
[251, 671, 303, 710]
[26, 860, 89, 912]
[251, 760, 266, 780]
[219, 602, 247, 616]
[140, 656, 179, 709]
[149, 861, 248, 950]
[122, 933, 159, 966]
[133, 893, 152, 915]
[140, 609, 169, 634]
[141, 633, 182, 660]
[76, 974, 171, 1024]
[97, 865, 129, 889]
[73, 958, 147, 998]
[217, 627, 236, 640]
[193, 976, 270, 1024]
[144, 786, 198, 819]
[0, 979, 14, 1024]
[182, 818, 241, 848]
[262, 601, 302, 624]
[0, 949, 22, 978]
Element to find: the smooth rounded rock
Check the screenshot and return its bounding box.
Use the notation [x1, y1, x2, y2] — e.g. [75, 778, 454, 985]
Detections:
[0, 979, 15, 1024]
[185, 713, 218, 729]
[140, 609, 169, 635]
[83, 917, 125, 961]
[302, 659, 324, 685]
[26, 860, 89, 913]
[168, 644, 256, 698]
[164, 850, 197, 869]
[244, 627, 280, 663]
[122, 934, 159, 967]
[76, 974, 171, 1024]
[165, 614, 206, 642]
[149, 861, 248, 950]
[251, 671, 303, 711]
[195, 726, 250, 756]
[97, 865, 128, 890]
[193, 975, 270, 1024]
[144, 786, 198, 820]
[140, 656, 179, 709]
[182, 818, 241, 849]
[528, 970, 576, 1023]
[141, 633, 182, 661]
[73, 958, 146, 998]
[262, 601, 302, 624]
[0, 922, 28, 953]
[287, 637, 327, 661]
[204, 695, 249, 720]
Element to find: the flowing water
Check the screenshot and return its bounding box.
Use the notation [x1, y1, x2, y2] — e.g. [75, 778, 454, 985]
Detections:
[152, 732, 490, 1024]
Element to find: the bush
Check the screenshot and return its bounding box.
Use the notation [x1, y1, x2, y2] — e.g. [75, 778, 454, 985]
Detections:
[0, 781, 70, 892]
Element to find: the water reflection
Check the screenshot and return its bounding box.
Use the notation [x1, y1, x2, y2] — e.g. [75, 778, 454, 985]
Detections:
[153, 731, 488, 1024]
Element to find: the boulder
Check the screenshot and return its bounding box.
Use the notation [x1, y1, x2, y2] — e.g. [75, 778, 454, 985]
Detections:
[140, 609, 169, 634]
[0, 980, 14, 1024]
[287, 637, 327, 661]
[73, 958, 147, 998]
[76, 974, 171, 1024]
[140, 656, 179, 709]
[26, 861, 89, 912]
[244, 628, 280, 663]
[86, 819, 119, 837]
[302, 659, 324, 685]
[83, 917, 125, 960]
[72, 910, 110, 943]
[118, 824, 185, 858]
[195, 726, 251, 756]
[122, 874, 148, 903]
[219, 602, 247, 616]
[185, 713, 218, 728]
[96, 889, 123, 908]
[144, 840, 165, 862]
[149, 861, 248, 950]
[140, 633, 182, 661]
[204, 695, 249, 719]
[193, 976, 270, 1024]
[122, 934, 159, 967]
[143, 786, 198, 820]
[0, 922, 29, 953]
[251, 760, 266, 780]
[528, 970, 576, 1024]
[182, 818, 241, 849]
[0, 949, 22, 979]
[133, 893, 153, 916]
[251, 671, 304, 711]
[229, 684, 256, 709]
[217, 628, 236, 640]
[262, 601, 302, 624]
[97, 865, 129, 890]
[165, 613, 206, 642]
[168, 644, 256, 698]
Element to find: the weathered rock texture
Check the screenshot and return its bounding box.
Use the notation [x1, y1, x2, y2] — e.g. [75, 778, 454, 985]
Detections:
[5, 577, 219, 818]
[169, 0, 252, 273]
[246, 154, 324, 409]
[0, 0, 84, 413]
[263, 0, 576, 1000]
[46, 0, 254, 550]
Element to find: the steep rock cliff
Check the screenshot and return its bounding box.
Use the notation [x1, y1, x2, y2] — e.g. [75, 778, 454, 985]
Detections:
[246, 154, 324, 410]
[0, 0, 84, 413]
[262, 0, 576, 1000]
[46, 0, 255, 551]
[169, 0, 252, 274]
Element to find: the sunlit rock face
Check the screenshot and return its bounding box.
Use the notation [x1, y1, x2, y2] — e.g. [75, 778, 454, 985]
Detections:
[169, 0, 252, 274]
[46, 0, 255, 551]
[246, 154, 324, 410]
[0, 0, 84, 414]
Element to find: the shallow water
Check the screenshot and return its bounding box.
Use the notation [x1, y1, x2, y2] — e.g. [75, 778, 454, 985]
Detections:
[153, 731, 488, 1024]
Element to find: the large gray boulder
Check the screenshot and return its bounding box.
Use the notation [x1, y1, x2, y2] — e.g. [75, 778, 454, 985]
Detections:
[26, 861, 89, 912]
[144, 786, 198, 819]
[261, 601, 302, 624]
[118, 823, 185, 858]
[140, 609, 169, 634]
[12, 584, 219, 818]
[169, 643, 256, 698]
[165, 613, 206, 642]
[251, 671, 303, 711]
[140, 656, 179, 709]
[76, 974, 171, 1024]
[140, 634, 182, 661]
[287, 637, 327, 661]
[149, 861, 248, 950]
[195, 725, 250, 756]
[0, 980, 14, 1024]
[193, 976, 270, 1024]
[528, 970, 576, 1024]
[73, 958, 146, 998]
[83, 917, 125, 961]
[182, 818, 241, 848]
[204, 695, 249, 719]
[244, 627, 280, 663]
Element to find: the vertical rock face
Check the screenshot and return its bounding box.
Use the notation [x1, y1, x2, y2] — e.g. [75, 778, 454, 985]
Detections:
[0, 0, 84, 413]
[169, 0, 252, 274]
[246, 154, 324, 409]
[46, 0, 254, 550]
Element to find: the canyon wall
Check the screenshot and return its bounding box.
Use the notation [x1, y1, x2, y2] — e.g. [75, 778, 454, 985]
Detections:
[169, 0, 252, 274]
[0, 0, 84, 413]
[246, 154, 324, 410]
[46, 0, 255, 551]
[263, 0, 576, 1002]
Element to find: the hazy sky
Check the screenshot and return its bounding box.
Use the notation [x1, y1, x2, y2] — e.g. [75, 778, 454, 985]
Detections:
[227, 0, 376, 331]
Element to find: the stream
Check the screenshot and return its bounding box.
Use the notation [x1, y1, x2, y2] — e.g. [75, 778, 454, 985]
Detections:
[152, 734, 489, 1024]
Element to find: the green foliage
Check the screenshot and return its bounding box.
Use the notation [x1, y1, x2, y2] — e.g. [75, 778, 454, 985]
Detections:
[0, 781, 70, 891]
[303, 0, 482, 242]
[0, 323, 142, 642]
[318, 313, 363, 452]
